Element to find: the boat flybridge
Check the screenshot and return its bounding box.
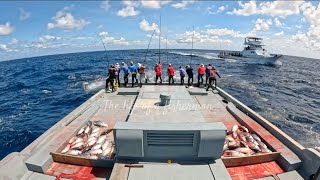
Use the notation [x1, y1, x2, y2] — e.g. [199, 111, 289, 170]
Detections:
[0, 83, 319, 180]
[218, 37, 282, 64]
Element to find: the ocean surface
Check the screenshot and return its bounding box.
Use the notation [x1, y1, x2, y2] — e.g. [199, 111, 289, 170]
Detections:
[0, 49, 319, 159]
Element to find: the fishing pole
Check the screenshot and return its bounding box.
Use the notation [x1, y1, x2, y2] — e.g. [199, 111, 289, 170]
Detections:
[144, 30, 155, 65]
[190, 26, 194, 66]
[96, 33, 109, 67]
[166, 34, 168, 65]
[158, 14, 161, 64]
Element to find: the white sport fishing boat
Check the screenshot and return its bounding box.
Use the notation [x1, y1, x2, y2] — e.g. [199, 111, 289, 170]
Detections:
[218, 37, 282, 64]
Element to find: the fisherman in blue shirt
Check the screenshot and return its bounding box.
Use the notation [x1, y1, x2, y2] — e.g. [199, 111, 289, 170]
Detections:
[121, 62, 129, 87]
[129, 60, 138, 87]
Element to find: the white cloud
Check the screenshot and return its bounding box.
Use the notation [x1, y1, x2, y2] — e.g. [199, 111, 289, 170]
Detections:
[253, 18, 273, 31]
[295, 25, 303, 29]
[274, 17, 283, 27]
[100, 1, 111, 11]
[139, 19, 160, 34]
[98, 31, 130, 45]
[48, 7, 90, 30]
[19, 8, 31, 21]
[10, 38, 18, 45]
[275, 31, 284, 36]
[140, 0, 170, 9]
[0, 44, 10, 52]
[0, 22, 14, 36]
[172, 0, 195, 9]
[217, 6, 226, 13]
[231, 1, 258, 16]
[123, 1, 140, 7]
[39, 35, 61, 43]
[117, 6, 140, 17]
[99, 31, 108, 36]
[176, 30, 232, 44]
[259, 1, 303, 17]
[231, 1, 304, 17]
[206, 28, 240, 37]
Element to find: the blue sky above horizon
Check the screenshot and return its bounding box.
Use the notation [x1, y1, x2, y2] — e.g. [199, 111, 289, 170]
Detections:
[0, 0, 320, 61]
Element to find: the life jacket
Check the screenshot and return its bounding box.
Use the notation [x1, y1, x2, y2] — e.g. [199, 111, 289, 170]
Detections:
[154, 64, 162, 76]
[198, 66, 205, 75]
[167, 66, 174, 76]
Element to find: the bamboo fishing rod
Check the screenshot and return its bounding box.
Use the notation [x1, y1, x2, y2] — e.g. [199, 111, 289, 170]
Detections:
[96, 33, 109, 67]
[144, 30, 156, 65]
[190, 26, 194, 66]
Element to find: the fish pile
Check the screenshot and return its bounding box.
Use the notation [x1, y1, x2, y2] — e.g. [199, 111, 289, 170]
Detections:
[222, 124, 272, 157]
[60, 120, 115, 160]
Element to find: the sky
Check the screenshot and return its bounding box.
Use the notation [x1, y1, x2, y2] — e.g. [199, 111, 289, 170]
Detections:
[0, 0, 320, 61]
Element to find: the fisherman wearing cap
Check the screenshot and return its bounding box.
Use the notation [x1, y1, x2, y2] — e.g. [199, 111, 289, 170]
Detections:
[167, 64, 175, 85]
[129, 61, 138, 87]
[115, 62, 120, 87]
[186, 65, 194, 88]
[121, 62, 129, 87]
[206, 66, 221, 91]
[179, 66, 186, 85]
[205, 64, 213, 87]
[198, 64, 205, 87]
[105, 64, 117, 93]
[137, 63, 146, 87]
[154, 63, 162, 85]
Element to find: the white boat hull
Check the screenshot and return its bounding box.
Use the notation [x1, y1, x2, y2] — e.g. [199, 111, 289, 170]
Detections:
[218, 54, 282, 65]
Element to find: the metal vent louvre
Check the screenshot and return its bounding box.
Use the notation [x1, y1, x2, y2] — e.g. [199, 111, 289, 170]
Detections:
[147, 132, 194, 146]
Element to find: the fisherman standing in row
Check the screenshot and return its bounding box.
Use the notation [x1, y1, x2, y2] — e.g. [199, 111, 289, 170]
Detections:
[129, 61, 138, 87]
[154, 63, 162, 85]
[198, 64, 205, 87]
[206, 66, 221, 91]
[137, 63, 146, 87]
[121, 62, 129, 87]
[115, 63, 120, 88]
[205, 64, 212, 87]
[186, 65, 194, 87]
[167, 64, 175, 85]
[179, 66, 186, 85]
[105, 64, 117, 93]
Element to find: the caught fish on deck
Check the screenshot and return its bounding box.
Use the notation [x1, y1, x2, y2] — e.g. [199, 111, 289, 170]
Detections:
[93, 121, 108, 127]
[67, 150, 82, 156]
[61, 144, 71, 154]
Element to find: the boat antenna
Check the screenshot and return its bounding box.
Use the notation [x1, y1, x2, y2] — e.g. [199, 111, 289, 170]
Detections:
[190, 26, 194, 66]
[96, 33, 109, 67]
[158, 14, 161, 64]
[144, 30, 155, 65]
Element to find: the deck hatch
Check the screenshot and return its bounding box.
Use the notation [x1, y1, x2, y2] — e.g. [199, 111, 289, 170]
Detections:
[146, 132, 194, 146]
[113, 122, 226, 161]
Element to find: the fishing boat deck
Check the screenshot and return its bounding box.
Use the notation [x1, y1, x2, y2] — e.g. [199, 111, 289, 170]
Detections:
[0, 85, 319, 180]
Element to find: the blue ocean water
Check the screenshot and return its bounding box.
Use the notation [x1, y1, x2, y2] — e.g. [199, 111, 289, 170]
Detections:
[0, 49, 319, 159]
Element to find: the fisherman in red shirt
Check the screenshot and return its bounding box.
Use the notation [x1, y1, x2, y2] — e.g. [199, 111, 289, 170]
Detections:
[197, 64, 205, 87]
[206, 66, 221, 91]
[154, 63, 162, 85]
[167, 64, 175, 85]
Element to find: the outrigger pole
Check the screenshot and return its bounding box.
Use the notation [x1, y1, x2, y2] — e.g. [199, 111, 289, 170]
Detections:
[96, 33, 109, 67]
[144, 30, 156, 65]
